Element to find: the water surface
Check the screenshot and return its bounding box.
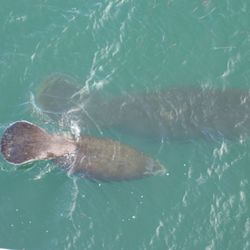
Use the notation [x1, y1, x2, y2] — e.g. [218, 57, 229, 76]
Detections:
[0, 1, 250, 249]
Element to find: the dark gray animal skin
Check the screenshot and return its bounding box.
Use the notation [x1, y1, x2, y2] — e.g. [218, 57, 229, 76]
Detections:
[36, 74, 250, 141]
[0, 121, 164, 181]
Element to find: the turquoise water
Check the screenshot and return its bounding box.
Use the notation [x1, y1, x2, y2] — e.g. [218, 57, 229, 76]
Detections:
[0, 1, 250, 249]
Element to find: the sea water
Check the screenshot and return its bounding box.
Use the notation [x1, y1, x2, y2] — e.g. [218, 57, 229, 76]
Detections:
[0, 1, 249, 249]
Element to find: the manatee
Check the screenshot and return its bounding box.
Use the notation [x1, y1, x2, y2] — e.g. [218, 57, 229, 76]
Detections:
[35, 74, 250, 141]
[0, 121, 164, 181]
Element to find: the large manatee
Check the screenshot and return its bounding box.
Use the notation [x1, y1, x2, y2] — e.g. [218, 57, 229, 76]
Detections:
[35, 73, 250, 141]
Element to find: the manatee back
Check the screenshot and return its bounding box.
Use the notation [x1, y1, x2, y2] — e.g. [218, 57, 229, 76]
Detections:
[69, 136, 165, 181]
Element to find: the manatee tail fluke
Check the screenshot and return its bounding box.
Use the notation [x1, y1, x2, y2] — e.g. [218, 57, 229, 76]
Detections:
[0, 121, 76, 165]
[36, 73, 80, 116]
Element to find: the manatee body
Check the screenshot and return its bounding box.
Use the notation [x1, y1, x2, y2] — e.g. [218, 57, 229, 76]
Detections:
[0, 121, 164, 181]
[36, 74, 250, 141]
[56, 135, 164, 181]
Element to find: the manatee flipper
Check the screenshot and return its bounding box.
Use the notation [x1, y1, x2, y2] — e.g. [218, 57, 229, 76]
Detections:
[0, 121, 75, 165]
